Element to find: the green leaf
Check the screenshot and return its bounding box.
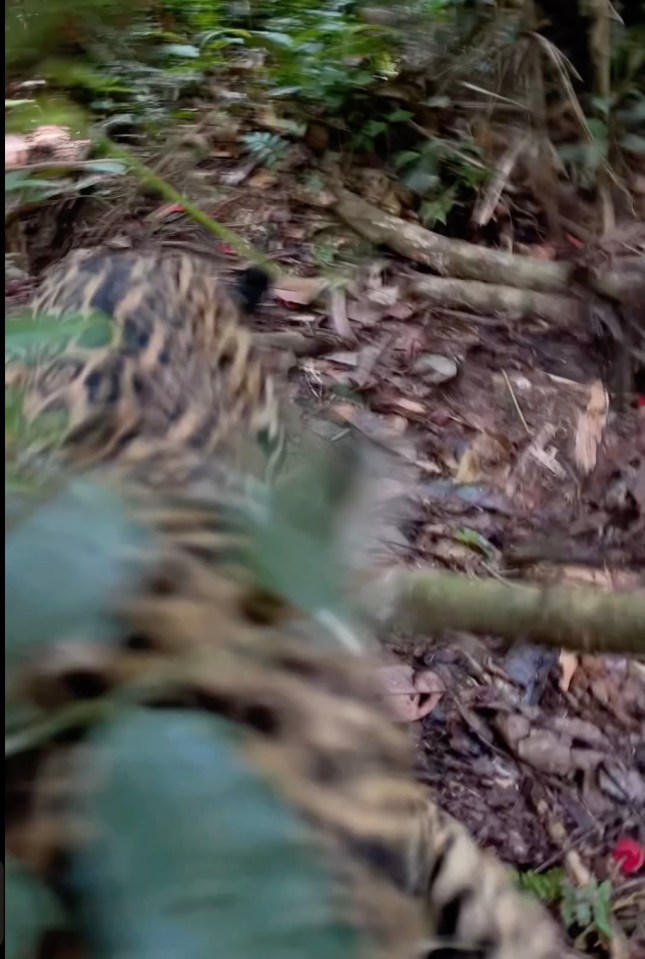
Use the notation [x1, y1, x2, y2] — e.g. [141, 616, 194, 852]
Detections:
[161, 44, 199, 59]
[592, 880, 613, 939]
[5, 479, 148, 670]
[5, 171, 55, 194]
[620, 133, 645, 155]
[387, 109, 413, 123]
[403, 164, 441, 195]
[5, 99, 35, 109]
[453, 527, 496, 561]
[616, 98, 645, 126]
[420, 185, 458, 227]
[392, 150, 421, 170]
[5, 309, 113, 360]
[424, 95, 452, 109]
[75, 159, 128, 175]
[256, 31, 295, 49]
[5, 853, 65, 959]
[516, 868, 565, 903]
[74, 709, 360, 959]
[362, 119, 387, 137]
[240, 438, 364, 634]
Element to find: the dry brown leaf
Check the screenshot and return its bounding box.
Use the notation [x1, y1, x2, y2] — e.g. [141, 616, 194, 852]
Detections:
[412, 353, 459, 385]
[574, 380, 608, 475]
[386, 301, 416, 321]
[6, 125, 91, 170]
[248, 169, 279, 189]
[327, 351, 359, 368]
[5, 134, 30, 169]
[456, 432, 512, 484]
[366, 284, 400, 307]
[385, 397, 426, 417]
[329, 286, 354, 341]
[354, 341, 390, 388]
[558, 651, 579, 692]
[346, 301, 385, 326]
[274, 275, 329, 305]
[377, 664, 444, 723]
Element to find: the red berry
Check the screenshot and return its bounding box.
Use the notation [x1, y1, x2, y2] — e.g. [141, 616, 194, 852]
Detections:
[612, 838, 645, 875]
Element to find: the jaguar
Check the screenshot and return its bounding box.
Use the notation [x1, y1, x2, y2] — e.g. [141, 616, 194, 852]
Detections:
[5, 249, 559, 959]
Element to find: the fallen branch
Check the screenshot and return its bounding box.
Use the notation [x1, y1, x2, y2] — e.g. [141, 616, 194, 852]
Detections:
[254, 330, 338, 356]
[334, 189, 570, 292]
[365, 568, 645, 653]
[409, 275, 580, 324]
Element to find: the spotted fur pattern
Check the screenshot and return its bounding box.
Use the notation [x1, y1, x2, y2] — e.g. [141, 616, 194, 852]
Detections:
[6, 250, 283, 478]
[5, 251, 559, 959]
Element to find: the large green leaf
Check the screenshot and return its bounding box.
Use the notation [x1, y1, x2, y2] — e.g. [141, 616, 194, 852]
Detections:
[5, 309, 113, 360]
[5, 478, 147, 670]
[5, 853, 66, 959]
[236, 437, 364, 637]
[73, 709, 360, 959]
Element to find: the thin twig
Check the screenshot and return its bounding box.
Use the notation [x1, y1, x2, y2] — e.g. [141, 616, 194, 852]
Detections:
[502, 369, 530, 434]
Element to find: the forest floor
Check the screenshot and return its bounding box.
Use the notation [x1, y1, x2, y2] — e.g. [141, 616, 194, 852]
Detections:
[5, 94, 645, 957]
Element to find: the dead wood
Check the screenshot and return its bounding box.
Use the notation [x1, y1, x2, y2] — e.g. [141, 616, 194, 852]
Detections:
[409, 275, 580, 324]
[334, 189, 571, 292]
[334, 191, 645, 317]
[364, 568, 645, 654]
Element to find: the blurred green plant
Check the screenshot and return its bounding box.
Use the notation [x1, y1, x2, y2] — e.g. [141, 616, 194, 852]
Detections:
[393, 135, 488, 227]
[249, 1, 390, 110]
[561, 878, 614, 940]
[516, 867, 566, 904]
[243, 130, 290, 168]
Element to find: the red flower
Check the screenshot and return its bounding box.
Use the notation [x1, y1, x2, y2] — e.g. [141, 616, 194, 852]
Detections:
[612, 838, 645, 875]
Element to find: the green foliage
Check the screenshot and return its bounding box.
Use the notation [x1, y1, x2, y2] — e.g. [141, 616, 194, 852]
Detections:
[352, 109, 413, 153]
[5, 853, 66, 959]
[243, 131, 290, 168]
[518, 870, 614, 941]
[6, 0, 392, 128]
[555, 20, 645, 187]
[557, 121, 609, 190]
[393, 136, 488, 227]
[4, 93, 88, 136]
[6, 161, 127, 208]
[5, 0, 135, 69]
[73, 708, 360, 958]
[5, 479, 148, 671]
[233, 436, 366, 645]
[6, 308, 113, 360]
[250, 2, 389, 109]
[516, 868, 566, 904]
[561, 878, 614, 939]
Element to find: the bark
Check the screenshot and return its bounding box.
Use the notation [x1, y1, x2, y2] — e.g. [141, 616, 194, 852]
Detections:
[364, 568, 645, 654]
[409, 275, 580, 325]
[334, 189, 571, 293]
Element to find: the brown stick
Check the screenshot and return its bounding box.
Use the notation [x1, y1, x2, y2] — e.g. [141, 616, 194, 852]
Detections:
[334, 189, 571, 293]
[365, 568, 645, 654]
[409, 275, 580, 324]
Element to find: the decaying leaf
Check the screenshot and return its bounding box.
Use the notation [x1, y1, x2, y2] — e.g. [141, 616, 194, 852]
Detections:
[574, 380, 608, 475]
[274, 275, 329, 306]
[412, 353, 459, 385]
[558, 651, 579, 692]
[377, 664, 444, 723]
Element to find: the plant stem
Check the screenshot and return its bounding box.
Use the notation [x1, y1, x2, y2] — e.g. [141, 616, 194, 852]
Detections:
[102, 139, 281, 279]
